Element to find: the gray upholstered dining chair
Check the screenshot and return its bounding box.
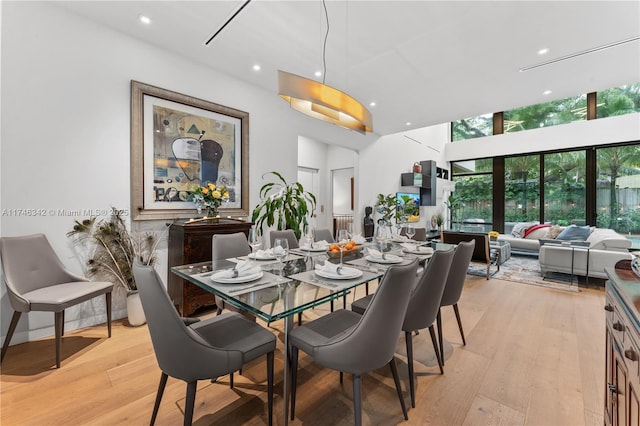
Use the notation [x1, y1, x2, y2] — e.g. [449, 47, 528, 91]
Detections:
[269, 229, 299, 249]
[0, 234, 113, 368]
[313, 228, 335, 243]
[211, 232, 251, 315]
[437, 240, 475, 366]
[352, 248, 455, 407]
[288, 259, 419, 425]
[132, 262, 276, 426]
[400, 226, 428, 241]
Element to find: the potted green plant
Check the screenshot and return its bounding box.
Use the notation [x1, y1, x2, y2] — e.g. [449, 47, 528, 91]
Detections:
[252, 171, 317, 239]
[67, 209, 165, 326]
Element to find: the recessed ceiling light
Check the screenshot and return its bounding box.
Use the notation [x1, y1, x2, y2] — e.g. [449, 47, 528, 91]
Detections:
[406, 122, 412, 126]
[252, 64, 261, 71]
[138, 14, 151, 25]
[369, 101, 376, 107]
[314, 70, 322, 78]
[543, 90, 552, 95]
[537, 47, 549, 55]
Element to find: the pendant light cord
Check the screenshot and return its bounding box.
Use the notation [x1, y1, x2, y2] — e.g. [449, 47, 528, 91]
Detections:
[322, 0, 329, 84]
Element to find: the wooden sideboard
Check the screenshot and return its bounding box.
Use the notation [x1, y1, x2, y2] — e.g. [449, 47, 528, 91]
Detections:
[167, 219, 252, 316]
[605, 266, 640, 426]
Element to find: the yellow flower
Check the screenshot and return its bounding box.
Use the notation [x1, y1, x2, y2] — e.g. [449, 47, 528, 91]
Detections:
[208, 183, 216, 190]
[201, 187, 209, 195]
[212, 190, 221, 199]
[488, 231, 499, 238]
[223, 192, 230, 199]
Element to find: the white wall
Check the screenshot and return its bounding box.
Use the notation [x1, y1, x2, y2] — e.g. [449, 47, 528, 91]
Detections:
[298, 136, 329, 228]
[0, 2, 374, 346]
[358, 125, 450, 233]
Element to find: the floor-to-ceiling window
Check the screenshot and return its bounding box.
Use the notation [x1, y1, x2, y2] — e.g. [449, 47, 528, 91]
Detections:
[596, 145, 640, 236]
[543, 151, 586, 225]
[450, 159, 493, 232]
[504, 155, 540, 230]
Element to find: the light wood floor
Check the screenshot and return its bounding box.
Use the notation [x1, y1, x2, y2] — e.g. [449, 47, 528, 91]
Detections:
[1, 275, 606, 425]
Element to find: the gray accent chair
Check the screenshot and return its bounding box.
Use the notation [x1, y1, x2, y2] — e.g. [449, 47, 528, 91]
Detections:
[269, 229, 299, 249]
[289, 259, 419, 425]
[400, 226, 428, 241]
[437, 240, 475, 366]
[132, 262, 276, 426]
[211, 232, 251, 315]
[352, 248, 455, 407]
[313, 228, 335, 243]
[0, 234, 113, 368]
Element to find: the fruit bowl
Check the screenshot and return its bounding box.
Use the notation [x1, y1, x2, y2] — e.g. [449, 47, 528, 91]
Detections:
[326, 245, 362, 259]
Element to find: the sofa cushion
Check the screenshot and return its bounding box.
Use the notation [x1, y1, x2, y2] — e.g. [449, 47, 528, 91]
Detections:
[524, 224, 550, 239]
[511, 222, 538, 238]
[543, 224, 565, 239]
[587, 228, 632, 250]
[556, 225, 591, 241]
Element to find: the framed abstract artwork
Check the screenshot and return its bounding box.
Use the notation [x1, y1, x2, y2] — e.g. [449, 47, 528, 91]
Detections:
[130, 81, 249, 220]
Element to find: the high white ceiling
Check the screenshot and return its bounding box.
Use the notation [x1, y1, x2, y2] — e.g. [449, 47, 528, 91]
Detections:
[55, 0, 640, 137]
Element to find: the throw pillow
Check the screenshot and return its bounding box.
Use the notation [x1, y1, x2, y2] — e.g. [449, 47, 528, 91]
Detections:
[543, 225, 565, 239]
[556, 225, 591, 241]
[511, 222, 537, 238]
[523, 223, 550, 239]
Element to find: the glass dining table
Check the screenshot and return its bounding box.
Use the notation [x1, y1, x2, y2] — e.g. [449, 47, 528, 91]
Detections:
[171, 241, 446, 425]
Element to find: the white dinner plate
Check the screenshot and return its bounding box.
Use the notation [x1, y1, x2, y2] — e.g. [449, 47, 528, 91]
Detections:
[299, 246, 329, 252]
[248, 253, 277, 260]
[365, 254, 403, 264]
[315, 267, 363, 280]
[210, 271, 263, 284]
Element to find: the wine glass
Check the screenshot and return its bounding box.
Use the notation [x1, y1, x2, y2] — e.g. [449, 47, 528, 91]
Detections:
[273, 238, 289, 281]
[248, 226, 261, 256]
[375, 225, 388, 258]
[302, 223, 314, 252]
[336, 229, 349, 269]
[405, 224, 416, 240]
[346, 223, 354, 240]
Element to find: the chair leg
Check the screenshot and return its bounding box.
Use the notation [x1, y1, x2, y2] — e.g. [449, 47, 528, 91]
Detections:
[453, 303, 466, 346]
[437, 308, 444, 367]
[106, 292, 112, 338]
[389, 357, 409, 420]
[340, 371, 344, 384]
[297, 312, 302, 326]
[184, 381, 197, 426]
[267, 351, 274, 426]
[54, 311, 64, 368]
[405, 331, 416, 408]
[150, 372, 168, 426]
[61, 310, 65, 337]
[429, 325, 444, 375]
[290, 346, 299, 420]
[353, 374, 362, 426]
[230, 372, 234, 389]
[1, 311, 21, 363]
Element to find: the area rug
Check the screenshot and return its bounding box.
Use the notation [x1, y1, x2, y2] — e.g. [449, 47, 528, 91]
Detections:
[489, 255, 588, 292]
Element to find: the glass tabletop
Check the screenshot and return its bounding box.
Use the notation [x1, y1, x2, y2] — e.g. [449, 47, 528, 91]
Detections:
[171, 241, 443, 324]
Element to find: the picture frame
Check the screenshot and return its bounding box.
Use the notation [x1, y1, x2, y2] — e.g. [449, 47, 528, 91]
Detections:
[130, 81, 249, 221]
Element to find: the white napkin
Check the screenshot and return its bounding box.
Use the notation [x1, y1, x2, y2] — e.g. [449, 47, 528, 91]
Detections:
[401, 242, 419, 251]
[366, 247, 402, 261]
[391, 234, 409, 242]
[312, 240, 329, 249]
[254, 248, 274, 258]
[314, 261, 342, 274]
[214, 260, 261, 279]
[366, 248, 385, 259]
[352, 234, 367, 244]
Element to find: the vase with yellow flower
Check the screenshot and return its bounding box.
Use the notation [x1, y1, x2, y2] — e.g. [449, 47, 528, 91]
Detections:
[190, 182, 230, 218]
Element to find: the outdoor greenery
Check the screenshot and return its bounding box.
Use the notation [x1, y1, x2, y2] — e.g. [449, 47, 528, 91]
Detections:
[452, 83, 640, 141]
[450, 144, 640, 233]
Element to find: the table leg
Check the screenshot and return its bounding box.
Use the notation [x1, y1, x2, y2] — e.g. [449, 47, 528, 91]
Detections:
[283, 315, 293, 425]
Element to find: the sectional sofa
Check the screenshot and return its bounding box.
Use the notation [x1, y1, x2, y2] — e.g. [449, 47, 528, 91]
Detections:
[498, 222, 633, 279]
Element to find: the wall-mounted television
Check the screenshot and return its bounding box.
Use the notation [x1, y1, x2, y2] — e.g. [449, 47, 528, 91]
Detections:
[396, 192, 421, 222]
